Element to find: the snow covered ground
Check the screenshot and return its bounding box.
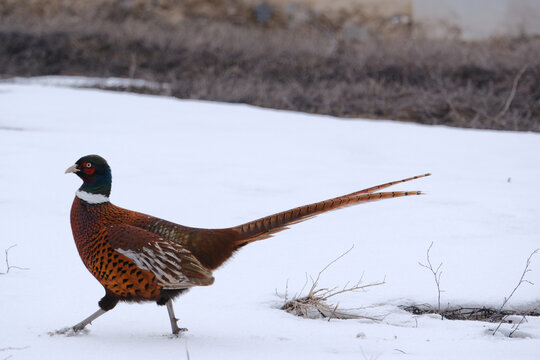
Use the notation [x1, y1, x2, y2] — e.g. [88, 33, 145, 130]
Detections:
[0, 80, 539, 359]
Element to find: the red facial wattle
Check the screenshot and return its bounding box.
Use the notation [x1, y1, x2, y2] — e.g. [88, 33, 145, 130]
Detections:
[81, 162, 95, 175]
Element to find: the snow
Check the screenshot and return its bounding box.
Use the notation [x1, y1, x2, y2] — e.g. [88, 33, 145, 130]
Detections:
[0, 80, 539, 359]
[5, 76, 170, 92]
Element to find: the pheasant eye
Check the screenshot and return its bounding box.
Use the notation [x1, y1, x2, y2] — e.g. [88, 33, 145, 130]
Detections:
[82, 161, 95, 175]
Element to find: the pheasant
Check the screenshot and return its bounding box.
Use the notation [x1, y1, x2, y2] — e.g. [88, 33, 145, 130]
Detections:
[64, 154, 429, 334]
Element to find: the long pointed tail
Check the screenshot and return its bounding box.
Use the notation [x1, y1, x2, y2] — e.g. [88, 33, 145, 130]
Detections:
[230, 173, 430, 248]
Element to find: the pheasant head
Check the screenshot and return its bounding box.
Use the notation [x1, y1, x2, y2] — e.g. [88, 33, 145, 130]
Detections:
[65, 154, 112, 202]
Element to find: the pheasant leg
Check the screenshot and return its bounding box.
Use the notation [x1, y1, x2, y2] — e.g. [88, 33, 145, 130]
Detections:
[72, 308, 108, 332]
[166, 299, 187, 335]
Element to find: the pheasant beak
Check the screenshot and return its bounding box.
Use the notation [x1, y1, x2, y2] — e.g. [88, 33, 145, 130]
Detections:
[65, 164, 80, 174]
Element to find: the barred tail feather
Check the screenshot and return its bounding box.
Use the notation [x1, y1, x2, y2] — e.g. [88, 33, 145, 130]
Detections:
[336, 173, 431, 198]
[230, 174, 430, 248]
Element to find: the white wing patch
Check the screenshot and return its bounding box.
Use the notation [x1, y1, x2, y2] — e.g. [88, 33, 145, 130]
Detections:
[116, 242, 193, 289]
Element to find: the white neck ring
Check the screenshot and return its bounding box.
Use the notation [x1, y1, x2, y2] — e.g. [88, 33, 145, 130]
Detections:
[76, 190, 109, 204]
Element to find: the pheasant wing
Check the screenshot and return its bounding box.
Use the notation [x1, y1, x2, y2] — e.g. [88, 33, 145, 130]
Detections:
[107, 224, 214, 289]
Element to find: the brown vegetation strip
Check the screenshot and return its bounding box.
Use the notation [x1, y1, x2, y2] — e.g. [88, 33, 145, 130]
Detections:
[0, 12, 539, 131]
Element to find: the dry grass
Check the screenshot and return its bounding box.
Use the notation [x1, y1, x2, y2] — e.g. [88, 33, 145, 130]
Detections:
[278, 246, 385, 321]
[1, 1, 539, 131]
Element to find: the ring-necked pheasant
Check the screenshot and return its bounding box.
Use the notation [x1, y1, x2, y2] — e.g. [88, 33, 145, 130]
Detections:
[65, 154, 429, 334]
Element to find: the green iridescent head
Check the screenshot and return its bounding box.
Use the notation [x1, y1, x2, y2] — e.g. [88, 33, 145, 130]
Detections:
[65, 155, 112, 197]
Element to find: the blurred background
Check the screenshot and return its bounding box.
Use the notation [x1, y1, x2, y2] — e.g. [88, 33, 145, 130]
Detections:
[1, 0, 538, 131]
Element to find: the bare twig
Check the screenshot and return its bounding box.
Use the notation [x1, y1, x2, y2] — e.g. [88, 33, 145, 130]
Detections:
[496, 64, 528, 120]
[0, 347, 30, 352]
[509, 316, 528, 338]
[0, 346, 30, 360]
[497, 248, 538, 313]
[492, 248, 539, 336]
[327, 302, 340, 322]
[308, 245, 355, 296]
[0, 245, 29, 275]
[419, 242, 444, 319]
[297, 273, 309, 300]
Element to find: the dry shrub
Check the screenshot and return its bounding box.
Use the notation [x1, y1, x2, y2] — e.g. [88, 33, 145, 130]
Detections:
[278, 247, 385, 321]
[280, 279, 384, 321]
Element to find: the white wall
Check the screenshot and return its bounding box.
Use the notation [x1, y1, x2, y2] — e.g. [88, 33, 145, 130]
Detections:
[413, 0, 540, 39]
[506, 0, 540, 37]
